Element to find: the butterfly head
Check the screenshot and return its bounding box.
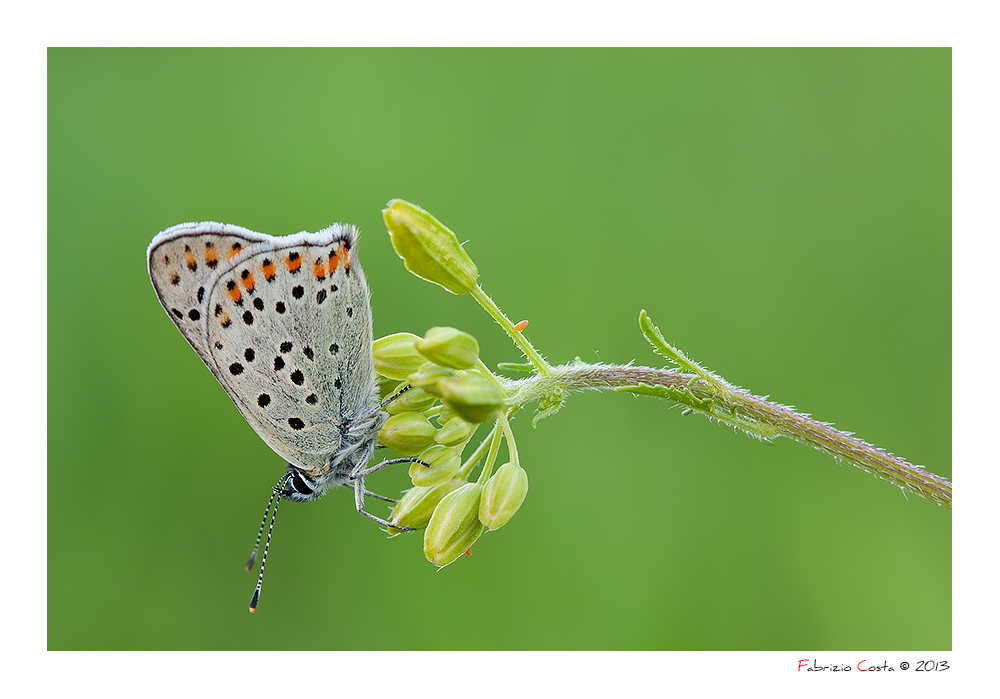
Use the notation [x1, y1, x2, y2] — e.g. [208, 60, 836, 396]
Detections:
[278, 467, 324, 502]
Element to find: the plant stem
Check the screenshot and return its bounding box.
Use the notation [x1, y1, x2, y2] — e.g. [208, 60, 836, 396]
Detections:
[475, 424, 505, 485]
[470, 285, 551, 376]
[458, 426, 498, 479]
[497, 362, 952, 508]
[497, 411, 519, 468]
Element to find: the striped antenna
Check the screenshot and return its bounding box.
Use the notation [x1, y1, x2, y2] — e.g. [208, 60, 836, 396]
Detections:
[378, 383, 412, 409]
[247, 475, 288, 613]
[245, 486, 279, 572]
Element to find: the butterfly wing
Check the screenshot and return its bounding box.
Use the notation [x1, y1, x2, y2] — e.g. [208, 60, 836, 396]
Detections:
[148, 222, 378, 475]
[147, 222, 273, 376]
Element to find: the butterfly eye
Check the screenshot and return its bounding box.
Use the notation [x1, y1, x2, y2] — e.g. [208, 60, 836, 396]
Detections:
[290, 473, 314, 496]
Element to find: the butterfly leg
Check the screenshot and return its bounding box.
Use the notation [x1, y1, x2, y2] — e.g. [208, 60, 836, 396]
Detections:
[362, 488, 398, 503]
[351, 475, 414, 531]
[352, 456, 429, 480]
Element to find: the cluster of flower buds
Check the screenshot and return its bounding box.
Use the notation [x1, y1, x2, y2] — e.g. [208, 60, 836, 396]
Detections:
[376, 200, 533, 567]
[373, 326, 528, 567]
[418, 459, 530, 567]
[373, 327, 504, 429]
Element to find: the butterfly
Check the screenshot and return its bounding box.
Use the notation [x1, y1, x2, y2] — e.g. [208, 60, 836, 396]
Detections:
[147, 221, 414, 611]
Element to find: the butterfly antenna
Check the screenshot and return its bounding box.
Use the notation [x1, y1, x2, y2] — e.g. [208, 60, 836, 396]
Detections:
[248, 476, 287, 613]
[245, 487, 279, 572]
[379, 383, 412, 410]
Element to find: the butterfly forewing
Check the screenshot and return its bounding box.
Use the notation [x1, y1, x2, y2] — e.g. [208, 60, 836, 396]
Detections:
[201, 225, 378, 474]
[147, 222, 272, 372]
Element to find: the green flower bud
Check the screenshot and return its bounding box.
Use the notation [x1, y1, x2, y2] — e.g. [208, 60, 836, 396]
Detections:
[373, 333, 426, 380]
[415, 326, 480, 370]
[479, 462, 529, 531]
[407, 362, 459, 398]
[385, 381, 438, 415]
[388, 478, 465, 535]
[382, 199, 479, 295]
[423, 483, 486, 567]
[440, 373, 504, 424]
[435, 416, 474, 446]
[436, 403, 457, 425]
[377, 412, 436, 456]
[409, 445, 463, 487]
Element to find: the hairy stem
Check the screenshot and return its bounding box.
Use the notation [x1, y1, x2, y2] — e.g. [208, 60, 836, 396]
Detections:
[497, 362, 952, 508]
[470, 285, 552, 376]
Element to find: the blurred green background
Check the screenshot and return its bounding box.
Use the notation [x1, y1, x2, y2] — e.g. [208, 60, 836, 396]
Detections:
[48, 49, 951, 650]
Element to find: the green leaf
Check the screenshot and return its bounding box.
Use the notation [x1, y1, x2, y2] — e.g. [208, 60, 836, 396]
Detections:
[616, 383, 781, 441]
[615, 383, 713, 412]
[638, 310, 728, 392]
[532, 389, 567, 427]
[497, 362, 535, 373]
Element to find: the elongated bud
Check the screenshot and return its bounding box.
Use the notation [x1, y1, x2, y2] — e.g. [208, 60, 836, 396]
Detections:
[415, 327, 480, 370]
[440, 373, 504, 424]
[423, 483, 486, 567]
[479, 462, 529, 530]
[373, 333, 426, 380]
[407, 362, 459, 397]
[386, 381, 437, 415]
[382, 199, 479, 295]
[377, 412, 436, 456]
[436, 403, 457, 425]
[435, 416, 473, 446]
[388, 478, 465, 535]
[409, 445, 463, 487]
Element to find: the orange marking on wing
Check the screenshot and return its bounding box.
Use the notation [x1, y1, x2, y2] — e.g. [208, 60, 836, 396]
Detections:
[184, 249, 197, 270]
[342, 242, 351, 271]
[227, 243, 243, 260]
[328, 248, 341, 274]
[241, 272, 256, 292]
[286, 254, 302, 272]
[203, 246, 220, 266]
[313, 259, 326, 279]
[261, 260, 276, 281]
[227, 285, 242, 304]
